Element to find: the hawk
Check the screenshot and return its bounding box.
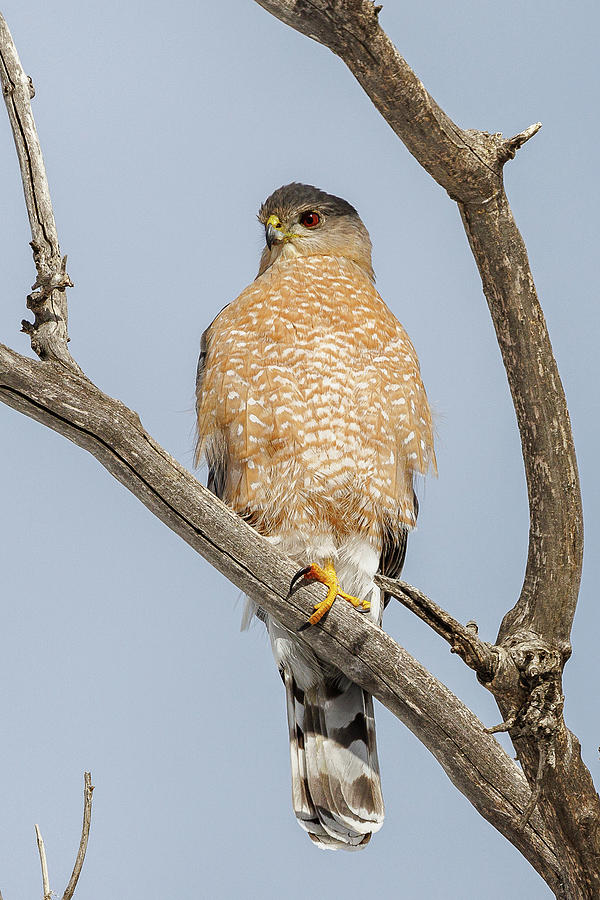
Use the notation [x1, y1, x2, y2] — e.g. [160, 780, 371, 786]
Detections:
[195, 183, 435, 850]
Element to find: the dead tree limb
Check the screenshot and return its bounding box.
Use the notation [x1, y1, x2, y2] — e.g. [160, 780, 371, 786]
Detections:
[34, 825, 51, 900]
[375, 574, 497, 679]
[0, 4, 597, 897]
[26, 774, 93, 900]
[62, 772, 94, 900]
[0, 13, 76, 369]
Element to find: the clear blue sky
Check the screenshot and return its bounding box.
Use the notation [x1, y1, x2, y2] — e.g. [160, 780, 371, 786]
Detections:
[0, 2, 597, 897]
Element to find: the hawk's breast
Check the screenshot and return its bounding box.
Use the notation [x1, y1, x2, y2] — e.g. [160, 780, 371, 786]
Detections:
[196, 255, 435, 536]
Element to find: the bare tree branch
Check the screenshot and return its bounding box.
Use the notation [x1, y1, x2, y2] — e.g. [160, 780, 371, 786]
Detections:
[34, 824, 51, 900]
[61, 772, 94, 900]
[0, 12, 76, 369]
[376, 574, 497, 679]
[460, 195, 582, 649]
[26, 774, 93, 900]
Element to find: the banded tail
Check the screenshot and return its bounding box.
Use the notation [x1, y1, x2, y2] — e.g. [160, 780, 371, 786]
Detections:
[283, 667, 384, 850]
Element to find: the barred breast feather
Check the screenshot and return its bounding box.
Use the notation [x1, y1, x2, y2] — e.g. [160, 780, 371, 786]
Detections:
[196, 255, 435, 542]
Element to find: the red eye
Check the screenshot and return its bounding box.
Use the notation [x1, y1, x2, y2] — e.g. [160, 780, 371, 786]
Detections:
[299, 210, 321, 228]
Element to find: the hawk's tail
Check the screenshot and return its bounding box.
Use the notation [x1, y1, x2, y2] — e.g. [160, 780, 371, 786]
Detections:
[283, 668, 384, 850]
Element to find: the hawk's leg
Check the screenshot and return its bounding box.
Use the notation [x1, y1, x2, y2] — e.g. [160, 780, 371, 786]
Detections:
[290, 559, 371, 626]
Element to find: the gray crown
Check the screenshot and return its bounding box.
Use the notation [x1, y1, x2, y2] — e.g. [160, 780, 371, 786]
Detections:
[258, 182, 360, 223]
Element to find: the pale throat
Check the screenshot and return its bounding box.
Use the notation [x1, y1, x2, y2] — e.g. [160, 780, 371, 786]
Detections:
[259, 234, 373, 281]
[258, 238, 302, 276]
[275, 240, 302, 262]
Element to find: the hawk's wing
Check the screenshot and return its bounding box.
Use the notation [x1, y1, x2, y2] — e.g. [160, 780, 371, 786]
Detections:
[379, 491, 418, 610]
[196, 318, 228, 498]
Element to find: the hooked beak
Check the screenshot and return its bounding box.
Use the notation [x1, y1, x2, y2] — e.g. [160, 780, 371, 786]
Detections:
[265, 214, 286, 250]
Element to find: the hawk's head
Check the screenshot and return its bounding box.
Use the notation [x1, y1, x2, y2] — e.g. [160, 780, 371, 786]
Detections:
[257, 183, 374, 281]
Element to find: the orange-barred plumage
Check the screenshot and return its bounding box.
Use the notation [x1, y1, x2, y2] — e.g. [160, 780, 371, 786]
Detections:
[196, 254, 435, 539]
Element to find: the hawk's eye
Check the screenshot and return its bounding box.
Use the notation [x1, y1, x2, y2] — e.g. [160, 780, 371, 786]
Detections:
[299, 211, 321, 228]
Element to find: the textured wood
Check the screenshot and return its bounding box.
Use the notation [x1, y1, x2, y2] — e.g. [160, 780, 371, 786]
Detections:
[62, 772, 94, 900]
[255, 0, 504, 204]
[460, 195, 582, 648]
[0, 13, 76, 369]
[376, 574, 497, 679]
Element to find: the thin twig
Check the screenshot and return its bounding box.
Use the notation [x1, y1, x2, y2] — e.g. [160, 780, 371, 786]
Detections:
[61, 772, 94, 900]
[35, 824, 51, 900]
[486, 713, 518, 735]
[503, 121, 542, 159]
[375, 573, 497, 680]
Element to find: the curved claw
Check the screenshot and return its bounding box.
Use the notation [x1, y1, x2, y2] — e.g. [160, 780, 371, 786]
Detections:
[289, 565, 312, 595]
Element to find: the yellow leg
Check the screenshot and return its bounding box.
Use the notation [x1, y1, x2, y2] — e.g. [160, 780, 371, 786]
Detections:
[290, 559, 371, 626]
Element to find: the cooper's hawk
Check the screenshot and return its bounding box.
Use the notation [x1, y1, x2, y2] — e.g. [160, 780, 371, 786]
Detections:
[195, 183, 435, 850]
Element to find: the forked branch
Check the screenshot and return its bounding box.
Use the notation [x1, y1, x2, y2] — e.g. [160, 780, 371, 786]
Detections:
[27, 774, 93, 900]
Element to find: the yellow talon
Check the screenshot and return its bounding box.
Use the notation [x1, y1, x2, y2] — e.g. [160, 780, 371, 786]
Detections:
[289, 560, 370, 626]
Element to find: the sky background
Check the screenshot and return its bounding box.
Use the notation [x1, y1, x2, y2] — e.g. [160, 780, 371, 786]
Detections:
[0, 2, 597, 898]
